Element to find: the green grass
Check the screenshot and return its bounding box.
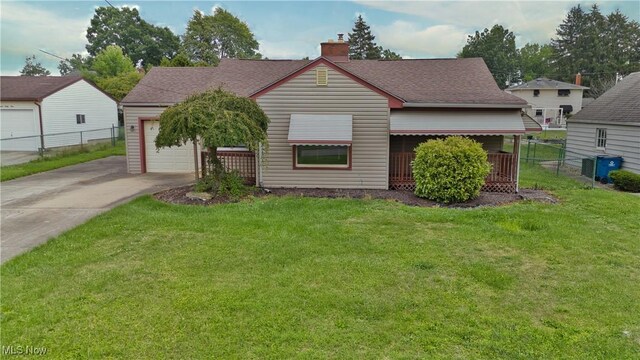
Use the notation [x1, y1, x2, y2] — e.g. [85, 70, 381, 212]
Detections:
[2, 165, 639, 358]
[1, 141, 125, 182]
[535, 130, 567, 140]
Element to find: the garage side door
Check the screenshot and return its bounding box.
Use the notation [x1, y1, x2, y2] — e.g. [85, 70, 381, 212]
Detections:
[144, 120, 198, 173]
[0, 109, 39, 151]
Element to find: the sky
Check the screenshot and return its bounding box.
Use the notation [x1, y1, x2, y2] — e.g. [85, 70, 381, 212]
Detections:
[1, 0, 638, 75]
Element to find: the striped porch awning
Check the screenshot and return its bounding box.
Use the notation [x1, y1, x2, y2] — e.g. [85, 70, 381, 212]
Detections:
[288, 114, 353, 145]
[390, 110, 526, 136]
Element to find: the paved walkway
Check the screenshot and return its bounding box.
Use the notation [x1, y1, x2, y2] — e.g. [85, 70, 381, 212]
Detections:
[1, 156, 192, 263]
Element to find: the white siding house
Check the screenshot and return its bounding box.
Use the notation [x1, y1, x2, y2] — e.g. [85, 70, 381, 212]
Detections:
[506, 77, 588, 128]
[0, 76, 118, 151]
[566, 72, 640, 174]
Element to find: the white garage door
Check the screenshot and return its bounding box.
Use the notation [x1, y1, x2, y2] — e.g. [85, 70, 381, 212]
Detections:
[144, 120, 199, 173]
[0, 109, 39, 151]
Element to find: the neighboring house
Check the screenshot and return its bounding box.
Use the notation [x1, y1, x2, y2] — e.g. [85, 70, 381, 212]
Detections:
[566, 72, 640, 174]
[122, 37, 534, 192]
[0, 76, 118, 151]
[506, 77, 588, 128]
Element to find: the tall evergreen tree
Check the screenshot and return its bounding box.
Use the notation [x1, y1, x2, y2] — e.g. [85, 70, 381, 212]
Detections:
[552, 4, 640, 86]
[348, 15, 382, 60]
[458, 25, 519, 88]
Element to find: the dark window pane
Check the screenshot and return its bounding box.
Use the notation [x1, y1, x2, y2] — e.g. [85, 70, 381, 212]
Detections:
[296, 145, 349, 166]
[558, 89, 570, 97]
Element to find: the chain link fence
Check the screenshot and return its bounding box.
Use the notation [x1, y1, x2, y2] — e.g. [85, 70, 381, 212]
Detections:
[506, 137, 600, 188]
[1, 125, 124, 155]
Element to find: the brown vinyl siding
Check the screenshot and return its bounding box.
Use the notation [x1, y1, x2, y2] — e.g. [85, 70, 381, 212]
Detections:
[566, 122, 640, 173]
[390, 135, 504, 153]
[257, 66, 389, 189]
[123, 106, 166, 173]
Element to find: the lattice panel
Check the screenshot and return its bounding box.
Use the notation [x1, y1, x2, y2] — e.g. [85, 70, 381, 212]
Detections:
[481, 183, 516, 193]
[390, 181, 516, 193]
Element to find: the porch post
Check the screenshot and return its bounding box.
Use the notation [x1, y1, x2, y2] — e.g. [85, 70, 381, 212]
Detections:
[513, 135, 521, 192]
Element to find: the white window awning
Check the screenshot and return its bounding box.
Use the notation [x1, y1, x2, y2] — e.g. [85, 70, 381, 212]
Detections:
[288, 114, 353, 145]
[390, 110, 526, 136]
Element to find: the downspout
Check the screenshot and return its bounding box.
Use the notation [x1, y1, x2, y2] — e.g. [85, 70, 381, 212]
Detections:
[34, 101, 44, 153]
[258, 143, 264, 187]
[515, 135, 521, 193]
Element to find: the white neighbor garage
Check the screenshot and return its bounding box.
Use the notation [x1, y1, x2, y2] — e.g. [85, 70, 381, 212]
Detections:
[0, 76, 118, 151]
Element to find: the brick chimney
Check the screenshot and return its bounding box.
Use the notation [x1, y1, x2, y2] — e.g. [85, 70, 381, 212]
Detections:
[575, 72, 582, 86]
[321, 33, 349, 62]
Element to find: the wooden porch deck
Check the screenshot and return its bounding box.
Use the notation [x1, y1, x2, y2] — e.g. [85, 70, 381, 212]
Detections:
[389, 151, 518, 193]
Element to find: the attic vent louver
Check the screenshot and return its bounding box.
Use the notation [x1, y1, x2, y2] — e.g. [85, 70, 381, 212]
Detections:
[316, 68, 328, 86]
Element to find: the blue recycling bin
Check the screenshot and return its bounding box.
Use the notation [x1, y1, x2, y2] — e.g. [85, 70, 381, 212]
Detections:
[595, 156, 623, 183]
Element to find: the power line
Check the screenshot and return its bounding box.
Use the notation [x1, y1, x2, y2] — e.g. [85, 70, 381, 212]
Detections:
[104, 0, 116, 9]
[39, 49, 66, 61]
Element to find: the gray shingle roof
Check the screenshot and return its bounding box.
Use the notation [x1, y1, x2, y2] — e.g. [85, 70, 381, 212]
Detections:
[569, 72, 640, 124]
[122, 57, 527, 107]
[339, 58, 526, 105]
[507, 77, 588, 91]
[121, 60, 309, 104]
[0, 76, 83, 101]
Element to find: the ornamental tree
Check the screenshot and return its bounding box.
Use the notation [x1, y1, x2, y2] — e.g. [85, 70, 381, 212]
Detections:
[155, 89, 269, 181]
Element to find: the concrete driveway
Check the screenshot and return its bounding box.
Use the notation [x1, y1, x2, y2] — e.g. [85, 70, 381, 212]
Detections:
[1, 156, 192, 263]
[1, 151, 41, 166]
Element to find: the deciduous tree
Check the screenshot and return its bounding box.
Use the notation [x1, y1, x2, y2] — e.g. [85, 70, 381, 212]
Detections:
[182, 8, 261, 65]
[458, 25, 519, 88]
[58, 54, 91, 75]
[20, 55, 51, 76]
[87, 45, 142, 101]
[519, 43, 555, 81]
[86, 6, 179, 67]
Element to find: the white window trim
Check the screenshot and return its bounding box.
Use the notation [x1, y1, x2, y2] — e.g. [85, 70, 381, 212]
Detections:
[595, 128, 607, 150]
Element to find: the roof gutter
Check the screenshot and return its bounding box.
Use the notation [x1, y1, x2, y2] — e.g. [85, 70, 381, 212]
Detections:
[120, 103, 175, 107]
[402, 102, 527, 109]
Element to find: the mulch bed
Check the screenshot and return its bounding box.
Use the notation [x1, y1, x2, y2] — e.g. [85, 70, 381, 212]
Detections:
[154, 185, 557, 208]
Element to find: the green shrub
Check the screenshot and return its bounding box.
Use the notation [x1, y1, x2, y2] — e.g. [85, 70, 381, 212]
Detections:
[195, 170, 250, 198]
[609, 170, 640, 192]
[413, 136, 492, 203]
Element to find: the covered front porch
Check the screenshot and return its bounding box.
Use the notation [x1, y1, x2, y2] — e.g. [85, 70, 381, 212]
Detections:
[389, 135, 520, 192]
[387, 109, 524, 193]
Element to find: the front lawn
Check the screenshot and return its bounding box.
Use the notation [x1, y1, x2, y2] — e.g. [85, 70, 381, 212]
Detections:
[1, 165, 639, 358]
[0, 141, 125, 181]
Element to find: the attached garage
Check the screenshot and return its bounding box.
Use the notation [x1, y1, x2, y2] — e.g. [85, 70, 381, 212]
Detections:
[0, 108, 39, 151]
[142, 120, 199, 173]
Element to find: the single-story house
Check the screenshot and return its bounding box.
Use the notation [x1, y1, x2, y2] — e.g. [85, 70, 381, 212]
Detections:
[566, 72, 640, 174]
[122, 37, 535, 192]
[506, 76, 588, 128]
[0, 76, 118, 151]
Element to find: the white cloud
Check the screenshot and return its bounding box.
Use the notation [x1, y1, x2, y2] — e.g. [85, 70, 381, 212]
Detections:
[356, 0, 573, 46]
[259, 39, 312, 59]
[1, 2, 91, 73]
[211, 4, 222, 14]
[376, 22, 468, 57]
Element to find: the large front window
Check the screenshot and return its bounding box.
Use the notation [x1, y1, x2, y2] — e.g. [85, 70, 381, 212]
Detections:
[294, 145, 350, 169]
